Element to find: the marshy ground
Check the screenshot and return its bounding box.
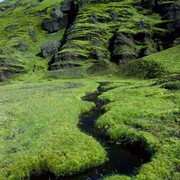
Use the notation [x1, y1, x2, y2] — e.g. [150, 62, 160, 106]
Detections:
[0, 74, 179, 179]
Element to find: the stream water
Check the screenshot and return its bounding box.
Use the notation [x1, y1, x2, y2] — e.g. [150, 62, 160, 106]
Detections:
[31, 82, 149, 180]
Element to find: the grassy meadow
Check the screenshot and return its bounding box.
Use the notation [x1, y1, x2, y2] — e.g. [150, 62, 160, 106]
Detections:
[0, 71, 179, 179]
[0, 79, 109, 179]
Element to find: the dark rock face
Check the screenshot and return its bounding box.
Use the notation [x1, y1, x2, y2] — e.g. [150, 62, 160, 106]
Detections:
[111, 33, 138, 65]
[0, 58, 25, 81]
[166, 2, 180, 38]
[41, 1, 75, 33]
[0, 70, 12, 82]
[50, 7, 63, 20]
[141, 0, 158, 9]
[41, 18, 60, 33]
[61, 0, 73, 12]
[151, 1, 180, 47]
[58, 15, 68, 29]
[41, 40, 60, 58]
[110, 27, 158, 65]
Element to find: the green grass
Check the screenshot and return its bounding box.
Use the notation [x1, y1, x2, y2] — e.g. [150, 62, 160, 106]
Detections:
[0, 79, 109, 179]
[0, 75, 179, 179]
[97, 78, 179, 179]
[121, 45, 180, 78]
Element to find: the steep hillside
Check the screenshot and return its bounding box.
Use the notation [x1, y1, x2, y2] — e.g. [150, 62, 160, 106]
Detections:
[0, 0, 180, 81]
[0, 0, 65, 81]
[121, 44, 180, 78]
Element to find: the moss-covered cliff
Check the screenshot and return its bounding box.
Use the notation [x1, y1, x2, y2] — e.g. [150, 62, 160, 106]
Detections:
[0, 0, 179, 81]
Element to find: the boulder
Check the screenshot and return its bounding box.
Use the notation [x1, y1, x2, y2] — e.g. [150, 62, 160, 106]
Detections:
[41, 40, 60, 58]
[50, 7, 63, 20]
[41, 18, 59, 33]
[61, 0, 73, 12]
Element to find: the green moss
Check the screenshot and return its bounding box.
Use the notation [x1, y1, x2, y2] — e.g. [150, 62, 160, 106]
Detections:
[121, 45, 180, 79]
[0, 0, 66, 76]
[0, 79, 107, 179]
[96, 78, 179, 179]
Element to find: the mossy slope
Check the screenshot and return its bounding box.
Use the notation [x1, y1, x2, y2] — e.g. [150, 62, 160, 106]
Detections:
[121, 44, 180, 78]
[1, 0, 179, 80]
[0, 0, 65, 81]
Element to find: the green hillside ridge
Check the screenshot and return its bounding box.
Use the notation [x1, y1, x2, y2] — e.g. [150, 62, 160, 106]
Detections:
[0, 0, 179, 80]
[121, 44, 180, 78]
[0, 0, 179, 180]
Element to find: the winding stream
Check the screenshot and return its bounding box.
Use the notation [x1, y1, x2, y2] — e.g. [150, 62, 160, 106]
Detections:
[31, 82, 148, 180]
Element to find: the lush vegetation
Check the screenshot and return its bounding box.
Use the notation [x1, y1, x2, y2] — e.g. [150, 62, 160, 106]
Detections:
[0, 79, 108, 179]
[0, 0, 179, 180]
[0, 0, 65, 76]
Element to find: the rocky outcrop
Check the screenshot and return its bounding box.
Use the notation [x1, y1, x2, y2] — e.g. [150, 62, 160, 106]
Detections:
[1, 0, 179, 80]
[47, 0, 171, 69]
[110, 32, 138, 65]
[0, 58, 25, 81]
[165, 2, 180, 42]
[145, 1, 180, 47]
[41, 6, 68, 33]
[41, 0, 77, 33]
[41, 40, 60, 58]
[0, 70, 12, 82]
